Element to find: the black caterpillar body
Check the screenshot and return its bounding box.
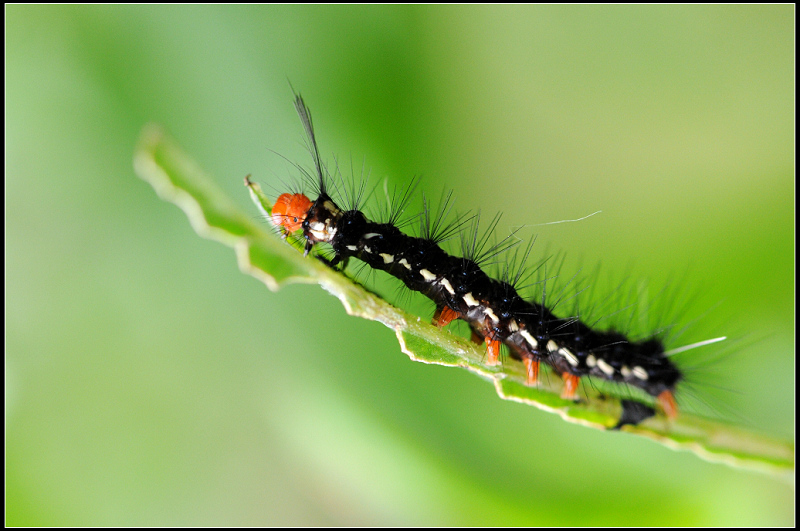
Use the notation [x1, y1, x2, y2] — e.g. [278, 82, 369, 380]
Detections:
[270, 94, 683, 424]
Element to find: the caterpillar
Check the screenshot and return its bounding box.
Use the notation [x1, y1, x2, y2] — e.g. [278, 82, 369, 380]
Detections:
[266, 93, 719, 427]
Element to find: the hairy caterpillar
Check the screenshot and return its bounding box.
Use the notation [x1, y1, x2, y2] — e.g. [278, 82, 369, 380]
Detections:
[265, 93, 724, 427]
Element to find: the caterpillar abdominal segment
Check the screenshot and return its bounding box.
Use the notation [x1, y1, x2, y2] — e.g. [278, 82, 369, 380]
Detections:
[271, 94, 683, 424]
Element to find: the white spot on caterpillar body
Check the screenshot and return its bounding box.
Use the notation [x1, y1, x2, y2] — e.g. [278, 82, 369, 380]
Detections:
[463, 293, 479, 307]
[560, 348, 579, 367]
[439, 278, 455, 295]
[520, 330, 538, 349]
[419, 269, 437, 282]
[597, 359, 615, 377]
[310, 227, 333, 240]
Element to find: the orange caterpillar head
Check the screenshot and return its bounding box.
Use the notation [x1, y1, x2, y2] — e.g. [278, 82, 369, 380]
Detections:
[271, 193, 313, 233]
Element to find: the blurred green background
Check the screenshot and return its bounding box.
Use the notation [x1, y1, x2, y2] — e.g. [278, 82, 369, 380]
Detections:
[7, 5, 794, 526]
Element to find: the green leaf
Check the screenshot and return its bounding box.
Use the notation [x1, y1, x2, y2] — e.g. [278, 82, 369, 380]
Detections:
[134, 124, 794, 481]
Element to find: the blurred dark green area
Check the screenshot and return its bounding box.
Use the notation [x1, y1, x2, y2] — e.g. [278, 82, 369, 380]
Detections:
[6, 5, 793, 526]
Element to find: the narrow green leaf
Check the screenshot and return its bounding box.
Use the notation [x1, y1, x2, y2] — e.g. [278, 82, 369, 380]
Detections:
[134, 124, 794, 481]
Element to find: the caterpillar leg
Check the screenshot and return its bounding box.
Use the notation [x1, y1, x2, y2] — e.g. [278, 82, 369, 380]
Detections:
[432, 306, 460, 328]
[614, 400, 657, 429]
[561, 373, 580, 400]
[658, 390, 679, 419]
[484, 337, 501, 366]
[523, 357, 539, 386]
[324, 253, 348, 269]
[316, 254, 348, 270]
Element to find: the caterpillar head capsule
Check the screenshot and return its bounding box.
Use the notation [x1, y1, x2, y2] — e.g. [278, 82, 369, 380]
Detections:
[271, 193, 313, 233]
